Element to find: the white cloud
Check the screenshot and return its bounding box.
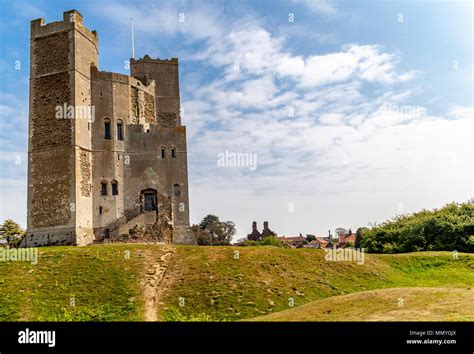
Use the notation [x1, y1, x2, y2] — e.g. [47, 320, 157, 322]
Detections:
[276, 54, 306, 76]
[319, 113, 343, 125]
[292, 0, 338, 16]
[449, 105, 474, 119]
[195, 24, 415, 89]
[93, 1, 224, 42]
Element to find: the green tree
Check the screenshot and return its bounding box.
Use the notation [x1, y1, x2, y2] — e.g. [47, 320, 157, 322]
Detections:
[355, 227, 369, 249]
[258, 235, 284, 247]
[361, 201, 474, 253]
[191, 224, 212, 246]
[306, 234, 316, 242]
[197, 215, 236, 246]
[244, 235, 284, 248]
[199, 215, 219, 230]
[0, 219, 25, 247]
[207, 220, 235, 245]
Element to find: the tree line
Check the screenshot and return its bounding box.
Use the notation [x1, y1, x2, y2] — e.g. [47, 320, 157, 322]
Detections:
[356, 201, 474, 253]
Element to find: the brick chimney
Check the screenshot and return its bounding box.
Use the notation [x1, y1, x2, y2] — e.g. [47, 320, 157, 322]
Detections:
[263, 221, 269, 231]
[252, 221, 257, 231]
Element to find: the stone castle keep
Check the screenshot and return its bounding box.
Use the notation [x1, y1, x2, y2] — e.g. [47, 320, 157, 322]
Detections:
[23, 10, 196, 247]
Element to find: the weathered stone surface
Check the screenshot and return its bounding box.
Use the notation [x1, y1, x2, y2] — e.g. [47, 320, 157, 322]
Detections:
[31, 73, 72, 150]
[79, 149, 91, 197]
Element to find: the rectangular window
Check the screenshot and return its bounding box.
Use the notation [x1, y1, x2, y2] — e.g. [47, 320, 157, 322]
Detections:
[173, 184, 180, 196]
[104, 121, 111, 140]
[161, 147, 165, 159]
[117, 123, 123, 141]
[101, 182, 107, 196]
[171, 148, 176, 158]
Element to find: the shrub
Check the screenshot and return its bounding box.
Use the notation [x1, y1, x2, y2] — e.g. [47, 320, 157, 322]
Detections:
[242, 236, 284, 248]
[164, 307, 213, 322]
[361, 201, 474, 253]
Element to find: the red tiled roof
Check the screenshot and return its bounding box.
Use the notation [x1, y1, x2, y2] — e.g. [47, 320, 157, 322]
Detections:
[278, 236, 306, 242]
[338, 233, 356, 243]
[310, 238, 328, 245]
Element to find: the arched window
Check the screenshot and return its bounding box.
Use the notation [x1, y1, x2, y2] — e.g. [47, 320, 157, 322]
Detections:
[104, 118, 111, 140]
[117, 120, 123, 141]
[171, 146, 176, 159]
[101, 181, 107, 196]
[173, 183, 181, 196]
[161, 146, 166, 159]
[112, 180, 118, 196]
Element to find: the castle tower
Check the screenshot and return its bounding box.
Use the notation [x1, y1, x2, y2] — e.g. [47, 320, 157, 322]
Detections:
[130, 56, 194, 244]
[130, 56, 181, 127]
[25, 10, 97, 246]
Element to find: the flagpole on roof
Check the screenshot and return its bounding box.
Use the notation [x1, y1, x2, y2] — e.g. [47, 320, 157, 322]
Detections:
[131, 17, 135, 59]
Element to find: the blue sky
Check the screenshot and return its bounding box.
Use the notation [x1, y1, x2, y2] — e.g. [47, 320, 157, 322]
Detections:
[0, 0, 472, 239]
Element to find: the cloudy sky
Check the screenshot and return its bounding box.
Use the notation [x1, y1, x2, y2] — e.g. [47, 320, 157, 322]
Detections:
[0, 0, 472, 239]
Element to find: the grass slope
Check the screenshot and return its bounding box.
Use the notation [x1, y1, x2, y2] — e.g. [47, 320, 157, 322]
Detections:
[163, 247, 474, 321]
[246, 287, 474, 321]
[0, 245, 147, 321]
[0, 245, 472, 321]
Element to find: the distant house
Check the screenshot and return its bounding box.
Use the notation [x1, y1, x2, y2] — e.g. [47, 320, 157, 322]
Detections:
[305, 237, 329, 249]
[260, 221, 276, 238]
[278, 235, 306, 248]
[247, 221, 262, 241]
[247, 221, 276, 241]
[338, 229, 356, 244]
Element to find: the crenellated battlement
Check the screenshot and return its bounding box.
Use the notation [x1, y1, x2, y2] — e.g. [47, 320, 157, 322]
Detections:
[130, 55, 178, 65]
[91, 66, 156, 96]
[91, 67, 130, 84]
[30, 10, 98, 47]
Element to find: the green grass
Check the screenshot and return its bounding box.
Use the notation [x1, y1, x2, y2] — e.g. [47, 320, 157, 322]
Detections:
[246, 287, 474, 321]
[0, 245, 472, 321]
[0, 245, 147, 321]
[161, 247, 474, 321]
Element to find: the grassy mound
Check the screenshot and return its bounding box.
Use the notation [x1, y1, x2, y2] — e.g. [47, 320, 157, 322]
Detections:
[246, 287, 474, 321]
[0, 245, 146, 321]
[162, 247, 474, 321]
[0, 244, 472, 321]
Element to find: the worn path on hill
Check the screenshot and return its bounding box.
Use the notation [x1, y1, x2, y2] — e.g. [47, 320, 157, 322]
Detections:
[141, 246, 176, 321]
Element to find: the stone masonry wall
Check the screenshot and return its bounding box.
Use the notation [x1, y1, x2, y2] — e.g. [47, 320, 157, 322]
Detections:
[130, 87, 156, 124]
[130, 86, 139, 123]
[157, 112, 177, 128]
[144, 92, 156, 123]
[79, 149, 91, 197]
[31, 73, 72, 150]
[32, 32, 69, 76]
[30, 151, 72, 228]
[29, 25, 73, 230]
